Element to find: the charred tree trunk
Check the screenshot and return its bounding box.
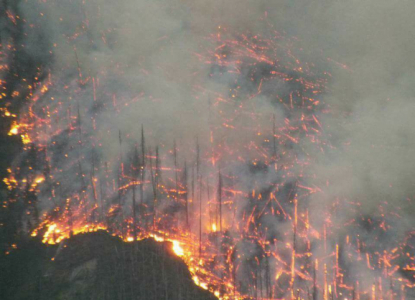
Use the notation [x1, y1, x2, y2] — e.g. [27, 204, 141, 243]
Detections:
[174, 140, 179, 202]
[184, 161, 189, 229]
[199, 175, 203, 258]
[140, 125, 146, 205]
[218, 170, 222, 233]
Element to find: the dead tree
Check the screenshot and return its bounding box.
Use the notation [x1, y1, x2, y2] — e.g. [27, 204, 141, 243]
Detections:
[218, 170, 223, 232]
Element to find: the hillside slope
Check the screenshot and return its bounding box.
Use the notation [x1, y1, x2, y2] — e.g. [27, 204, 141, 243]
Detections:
[0, 231, 217, 300]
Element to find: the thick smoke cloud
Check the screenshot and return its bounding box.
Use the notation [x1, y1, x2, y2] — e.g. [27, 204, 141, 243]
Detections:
[19, 0, 415, 211]
[291, 1, 415, 231]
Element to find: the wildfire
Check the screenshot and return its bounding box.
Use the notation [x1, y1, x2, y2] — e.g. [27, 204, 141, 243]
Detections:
[2, 14, 414, 300]
[211, 223, 217, 232]
[8, 122, 20, 136]
[31, 222, 108, 245]
[172, 240, 185, 257]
